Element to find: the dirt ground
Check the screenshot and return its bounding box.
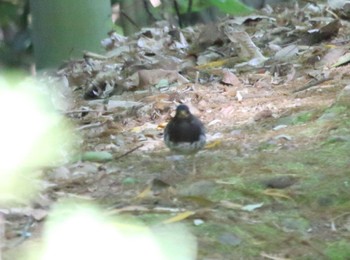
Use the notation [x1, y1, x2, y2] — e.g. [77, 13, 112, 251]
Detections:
[3, 3, 350, 260]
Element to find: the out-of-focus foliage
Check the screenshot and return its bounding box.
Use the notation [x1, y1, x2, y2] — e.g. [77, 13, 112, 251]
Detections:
[0, 1, 18, 25]
[207, 0, 252, 14]
[0, 0, 252, 68]
[175, 0, 252, 15]
[20, 201, 197, 260]
[30, 0, 112, 69]
[0, 73, 72, 205]
[116, 0, 252, 35]
[0, 0, 31, 68]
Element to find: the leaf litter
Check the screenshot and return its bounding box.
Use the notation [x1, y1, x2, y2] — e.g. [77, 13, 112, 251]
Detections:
[4, 2, 350, 259]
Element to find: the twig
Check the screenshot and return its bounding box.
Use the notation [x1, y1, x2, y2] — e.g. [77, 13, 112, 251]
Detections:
[63, 109, 102, 115]
[292, 77, 331, 93]
[330, 211, 350, 231]
[120, 10, 141, 31]
[325, 7, 340, 20]
[143, 0, 156, 22]
[173, 0, 182, 27]
[83, 51, 107, 60]
[76, 121, 105, 131]
[260, 252, 290, 260]
[187, 0, 193, 13]
[114, 144, 144, 160]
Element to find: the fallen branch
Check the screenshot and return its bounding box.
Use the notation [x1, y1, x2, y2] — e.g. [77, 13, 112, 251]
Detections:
[76, 121, 105, 131]
[114, 144, 144, 160]
[292, 77, 331, 93]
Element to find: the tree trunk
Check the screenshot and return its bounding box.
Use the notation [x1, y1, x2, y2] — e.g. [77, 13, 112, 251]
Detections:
[29, 0, 112, 69]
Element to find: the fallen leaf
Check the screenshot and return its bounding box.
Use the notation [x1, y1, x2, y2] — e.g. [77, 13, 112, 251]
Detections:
[221, 69, 241, 86]
[254, 109, 273, 121]
[263, 189, 294, 201]
[162, 211, 195, 224]
[81, 151, 113, 162]
[205, 140, 222, 149]
[30, 208, 48, 221]
[241, 202, 264, 212]
[135, 185, 153, 200]
[220, 200, 243, 210]
[138, 69, 189, 88]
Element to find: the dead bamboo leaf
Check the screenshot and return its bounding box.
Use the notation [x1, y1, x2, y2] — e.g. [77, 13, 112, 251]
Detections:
[262, 189, 294, 201]
[162, 211, 196, 224]
[135, 185, 153, 200]
[138, 69, 189, 88]
[220, 200, 243, 210]
[205, 140, 222, 149]
[223, 21, 267, 64]
[260, 252, 291, 260]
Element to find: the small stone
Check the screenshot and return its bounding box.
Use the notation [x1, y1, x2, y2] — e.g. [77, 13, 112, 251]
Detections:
[218, 232, 241, 246]
[273, 124, 288, 131]
[262, 176, 297, 189]
[193, 219, 204, 226]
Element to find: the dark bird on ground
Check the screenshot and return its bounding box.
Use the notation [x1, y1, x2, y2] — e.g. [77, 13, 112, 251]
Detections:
[164, 104, 206, 154]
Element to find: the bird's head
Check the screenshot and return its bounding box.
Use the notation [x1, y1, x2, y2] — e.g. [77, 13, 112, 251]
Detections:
[175, 105, 191, 119]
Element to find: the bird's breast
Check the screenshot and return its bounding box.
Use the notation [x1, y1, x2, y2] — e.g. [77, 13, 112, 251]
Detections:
[168, 121, 202, 143]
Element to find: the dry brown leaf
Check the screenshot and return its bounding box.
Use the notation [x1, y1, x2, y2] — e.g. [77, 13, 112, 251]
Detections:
[223, 20, 267, 63]
[254, 109, 273, 121]
[138, 69, 189, 88]
[220, 106, 235, 118]
[30, 209, 48, 221]
[134, 185, 153, 200]
[262, 189, 294, 201]
[220, 200, 243, 210]
[221, 69, 242, 86]
[107, 205, 150, 215]
[260, 252, 291, 260]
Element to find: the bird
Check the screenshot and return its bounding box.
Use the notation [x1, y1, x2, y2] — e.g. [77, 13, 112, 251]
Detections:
[164, 104, 206, 154]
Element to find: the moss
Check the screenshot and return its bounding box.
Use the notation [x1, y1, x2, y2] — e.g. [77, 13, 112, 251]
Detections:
[294, 111, 314, 124]
[244, 223, 281, 242]
[324, 105, 348, 115]
[325, 240, 350, 260]
[257, 141, 277, 151]
[277, 111, 317, 126]
[137, 213, 169, 224]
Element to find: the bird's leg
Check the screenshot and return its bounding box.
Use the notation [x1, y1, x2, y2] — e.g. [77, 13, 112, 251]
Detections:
[190, 154, 197, 175]
[176, 157, 187, 174]
[167, 155, 187, 174]
[169, 154, 196, 175]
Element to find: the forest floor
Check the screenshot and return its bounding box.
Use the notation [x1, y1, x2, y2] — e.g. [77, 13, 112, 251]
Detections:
[4, 3, 350, 260]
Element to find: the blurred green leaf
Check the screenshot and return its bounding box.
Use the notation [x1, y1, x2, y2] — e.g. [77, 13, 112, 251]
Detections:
[0, 2, 18, 25]
[122, 177, 137, 184]
[81, 151, 113, 162]
[207, 0, 252, 15]
[176, 0, 202, 13]
[325, 240, 350, 260]
[168, 0, 252, 15]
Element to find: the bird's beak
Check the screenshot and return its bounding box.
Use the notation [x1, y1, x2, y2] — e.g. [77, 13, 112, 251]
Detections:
[177, 110, 189, 118]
